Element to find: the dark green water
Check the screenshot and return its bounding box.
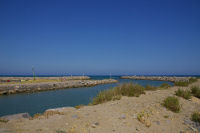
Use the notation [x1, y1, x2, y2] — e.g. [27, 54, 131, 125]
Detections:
[0, 76, 173, 116]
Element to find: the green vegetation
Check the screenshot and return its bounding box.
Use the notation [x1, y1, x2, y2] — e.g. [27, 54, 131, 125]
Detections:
[75, 104, 85, 109]
[91, 82, 174, 105]
[144, 83, 171, 91]
[0, 118, 8, 123]
[189, 77, 198, 83]
[119, 83, 145, 97]
[160, 83, 171, 88]
[162, 96, 180, 113]
[191, 86, 200, 98]
[175, 89, 191, 100]
[91, 83, 145, 105]
[191, 112, 200, 123]
[145, 85, 158, 91]
[174, 77, 198, 87]
[163, 115, 169, 118]
[174, 81, 189, 87]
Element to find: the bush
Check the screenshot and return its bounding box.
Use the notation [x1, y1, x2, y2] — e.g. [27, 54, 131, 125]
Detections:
[175, 89, 191, 100]
[189, 78, 198, 84]
[91, 83, 145, 105]
[163, 96, 180, 113]
[191, 86, 200, 98]
[174, 81, 189, 87]
[145, 85, 158, 91]
[174, 77, 198, 87]
[160, 83, 171, 88]
[92, 88, 121, 105]
[118, 83, 145, 97]
[191, 112, 200, 123]
[74, 104, 84, 109]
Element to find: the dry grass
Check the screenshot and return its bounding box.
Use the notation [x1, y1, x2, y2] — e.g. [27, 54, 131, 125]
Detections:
[191, 112, 200, 123]
[162, 96, 181, 113]
[175, 89, 191, 100]
[91, 83, 145, 105]
[191, 86, 200, 98]
[174, 77, 198, 87]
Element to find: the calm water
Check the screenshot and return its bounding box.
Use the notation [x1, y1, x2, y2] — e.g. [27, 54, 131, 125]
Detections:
[0, 76, 173, 116]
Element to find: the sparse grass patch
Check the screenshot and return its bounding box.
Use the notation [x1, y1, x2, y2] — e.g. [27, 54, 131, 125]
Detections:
[145, 85, 158, 91]
[137, 111, 151, 127]
[191, 112, 200, 123]
[174, 81, 189, 87]
[175, 89, 191, 100]
[0, 118, 8, 123]
[119, 83, 145, 97]
[32, 113, 42, 119]
[163, 115, 169, 119]
[75, 104, 84, 109]
[189, 78, 198, 84]
[91, 88, 122, 105]
[174, 77, 198, 87]
[191, 86, 200, 98]
[91, 83, 145, 105]
[160, 83, 171, 89]
[162, 96, 180, 113]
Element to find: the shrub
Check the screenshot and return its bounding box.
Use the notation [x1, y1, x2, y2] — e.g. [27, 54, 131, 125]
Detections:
[189, 78, 198, 84]
[118, 83, 145, 97]
[160, 83, 171, 89]
[145, 85, 158, 91]
[163, 96, 180, 113]
[191, 86, 200, 98]
[0, 118, 8, 123]
[174, 77, 198, 87]
[75, 104, 84, 109]
[191, 112, 200, 123]
[91, 83, 145, 105]
[174, 81, 189, 87]
[175, 89, 191, 100]
[91, 88, 121, 105]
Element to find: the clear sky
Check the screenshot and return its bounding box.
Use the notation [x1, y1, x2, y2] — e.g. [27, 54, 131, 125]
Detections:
[0, 0, 200, 75]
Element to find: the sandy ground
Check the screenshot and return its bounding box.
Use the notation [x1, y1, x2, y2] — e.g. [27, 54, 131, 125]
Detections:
[0, 80, 200, 133]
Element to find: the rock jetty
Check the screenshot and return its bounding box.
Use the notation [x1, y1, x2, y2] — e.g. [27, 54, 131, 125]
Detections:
[0, 79, 117, 95]
[121, 76, 190, 82]
[0, 76, 90, 83]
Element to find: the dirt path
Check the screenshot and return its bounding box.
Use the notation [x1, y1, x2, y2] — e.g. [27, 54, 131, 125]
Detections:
[0, 80, 200, 133]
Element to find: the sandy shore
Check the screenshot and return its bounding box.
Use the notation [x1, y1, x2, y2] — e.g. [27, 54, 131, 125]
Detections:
[0, 80, 200, 133]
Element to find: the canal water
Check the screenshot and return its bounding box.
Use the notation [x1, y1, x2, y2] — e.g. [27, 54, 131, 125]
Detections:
[0, 76, 173, 116]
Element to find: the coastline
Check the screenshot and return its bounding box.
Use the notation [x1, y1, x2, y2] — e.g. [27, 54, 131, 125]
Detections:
[0, 79, 199, 133]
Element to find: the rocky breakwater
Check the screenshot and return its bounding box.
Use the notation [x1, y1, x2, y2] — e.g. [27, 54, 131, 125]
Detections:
[0, 79, 118, 95]
[121, 76, 190, 82]
[0, 76, 90, 83]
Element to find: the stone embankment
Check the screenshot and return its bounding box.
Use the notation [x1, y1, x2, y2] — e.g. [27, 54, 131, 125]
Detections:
[0, 76, 90, 83]
[0, 79, 117, 95]
[121, 76, 190, 82]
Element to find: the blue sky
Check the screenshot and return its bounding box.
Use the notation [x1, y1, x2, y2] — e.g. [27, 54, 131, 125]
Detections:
[0, 0, 200, 75]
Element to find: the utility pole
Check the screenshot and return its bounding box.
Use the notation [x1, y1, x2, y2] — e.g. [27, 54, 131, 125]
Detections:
[32, 66, 36, 80]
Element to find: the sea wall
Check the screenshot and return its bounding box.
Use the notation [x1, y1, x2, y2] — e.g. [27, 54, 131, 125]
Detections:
[121, 76, 190, 82]
[0, 79, 118, 95]
[0, 76, 90, 83]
